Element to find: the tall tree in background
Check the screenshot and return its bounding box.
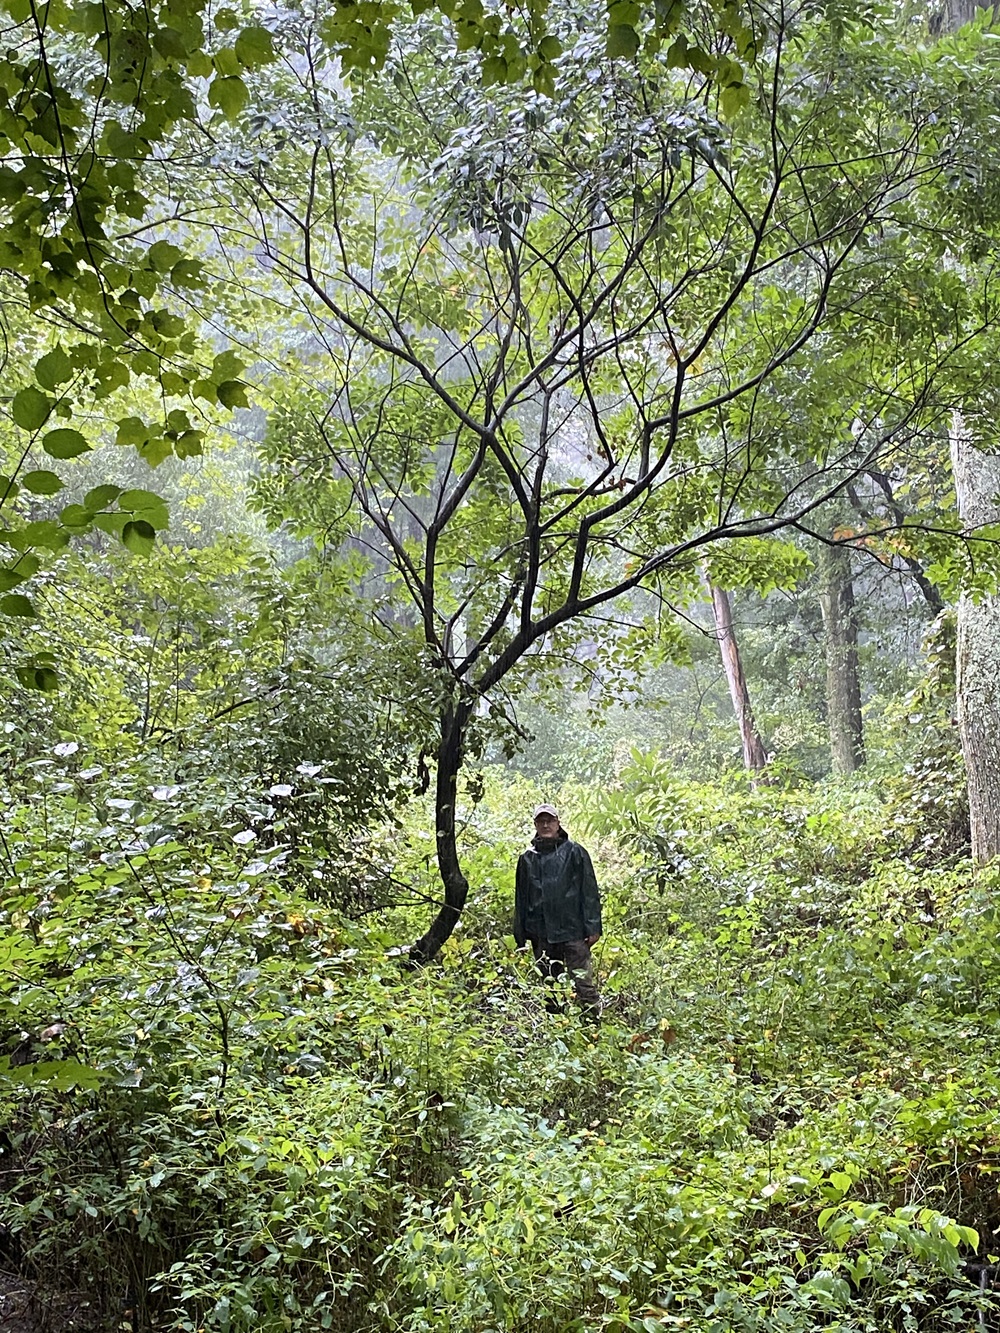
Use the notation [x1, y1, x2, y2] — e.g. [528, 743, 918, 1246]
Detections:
[929, 0, 1000, 861]
[951, 419, 1000, 860]
[705, 580, 768, 772]
[819, 539, 865, 776]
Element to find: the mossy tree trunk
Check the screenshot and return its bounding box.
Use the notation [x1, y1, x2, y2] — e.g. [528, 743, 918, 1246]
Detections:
[951, 419, 1000, 862]
[820, 542, 865, 777]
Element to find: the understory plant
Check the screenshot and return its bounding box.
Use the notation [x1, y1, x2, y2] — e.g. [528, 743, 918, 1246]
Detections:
[2, 759, 999, 1331]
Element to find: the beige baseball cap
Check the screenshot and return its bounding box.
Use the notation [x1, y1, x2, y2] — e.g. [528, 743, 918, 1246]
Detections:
[533, 803, 559, 819]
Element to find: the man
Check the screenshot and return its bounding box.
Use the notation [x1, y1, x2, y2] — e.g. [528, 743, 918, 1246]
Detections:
[513, 803, 602, 1018]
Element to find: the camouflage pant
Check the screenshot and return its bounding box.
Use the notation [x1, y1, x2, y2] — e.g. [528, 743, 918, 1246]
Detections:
[530, 937, 601, 1017]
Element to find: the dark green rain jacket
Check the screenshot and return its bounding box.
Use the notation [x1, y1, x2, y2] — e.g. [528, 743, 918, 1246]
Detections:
[513, 830, 602, 946]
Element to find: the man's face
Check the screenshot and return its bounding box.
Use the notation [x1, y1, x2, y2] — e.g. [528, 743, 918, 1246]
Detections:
[534, 812, 560, 838]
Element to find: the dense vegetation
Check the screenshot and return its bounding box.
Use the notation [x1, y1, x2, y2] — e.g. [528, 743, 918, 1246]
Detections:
[4, 0, 1000, 1328]
[4, 747, 999, 1331]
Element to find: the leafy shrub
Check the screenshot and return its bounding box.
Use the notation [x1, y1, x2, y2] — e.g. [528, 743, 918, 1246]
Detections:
[2, 762, 999, 1331]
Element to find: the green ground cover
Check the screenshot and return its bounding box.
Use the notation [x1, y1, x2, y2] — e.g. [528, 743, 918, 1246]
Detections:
[1, 757, 997, 1331]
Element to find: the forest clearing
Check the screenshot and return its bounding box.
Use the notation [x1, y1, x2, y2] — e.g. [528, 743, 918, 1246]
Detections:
[3, 0, 1000, 1327]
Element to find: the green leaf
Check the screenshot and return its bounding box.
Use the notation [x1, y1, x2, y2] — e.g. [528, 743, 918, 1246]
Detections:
[119, 489, 170, 526]
[42, 428, 91, 459]
[118, 488, 165, 511]
[21, 470, 64, 496]
[606, 24, 640, 57]
[538, 34, 562, 59]
[34, 346, 73, 389]
[170, 258, 204, 288]
[12, 386, 53, 431]
[213, 349, 246, 378]
[688, 45, 716, 73]
[93, 513, 127, 538]
[25, 522, 69, 552]
[213, 46, 242, 77]
[608, 0, 640, 25]
[208, 75, 249, 120]
[174, 430, 205, 458]
[0, 593, 35, 617]
[59, 504, 94, 530]
[152, 25, 188, 59]
[186, 51, 213, 77]
[217, 380, 249, 409]
[16, 666, 59, 691]
[716, 56, 744, 86]
[533, 66, 555, 97]
[2, 1058, 105, 1089]
[721, 82, 750, 118]
[146, 240, 184, 272]
[235, 25, 276, 67]
[0, 555, 41, 593]
[818, 1206, 838, 1232]
[115, 416, 150, 446]
[139, 437, 174, 467]
[84, 484, 123, 510]
[122, 519, 156, 555]
[481, 54, 508, 85]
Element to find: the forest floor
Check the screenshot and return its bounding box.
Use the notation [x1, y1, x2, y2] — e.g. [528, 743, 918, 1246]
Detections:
[0, 1271, 99, 1332]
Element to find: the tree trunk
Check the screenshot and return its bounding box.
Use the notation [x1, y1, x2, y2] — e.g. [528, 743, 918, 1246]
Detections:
[930, 0, 998, 35]
[820, 542, 865, 776]
[936, 0, 1000, 862]
[951, 418, 1000, 862]
[707, 581, 768, 772]
[410, 700, 474, 963]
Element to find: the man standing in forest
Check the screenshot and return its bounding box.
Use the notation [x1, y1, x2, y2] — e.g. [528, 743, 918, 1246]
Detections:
[513, 804, 602, 1019]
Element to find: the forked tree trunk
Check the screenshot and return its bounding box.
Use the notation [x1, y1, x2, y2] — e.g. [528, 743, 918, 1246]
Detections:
[820, 543, 865, 776]
[951, 418, 1000, 862]
[707, 582, 768, 772]
[410, 700, 474, 962]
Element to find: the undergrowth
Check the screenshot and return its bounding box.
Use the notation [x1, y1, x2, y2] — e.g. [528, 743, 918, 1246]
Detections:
[1, 754, 998, 1331]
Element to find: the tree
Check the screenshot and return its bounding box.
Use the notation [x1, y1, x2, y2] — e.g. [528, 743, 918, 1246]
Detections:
[164, 4, 1000, 958]
[819, 539, 865, 776]
[0, 0, 261, 657]
[923, 1, 1000, 863]
[704, 579, 768, 773]
[951, 418, 1000, 860]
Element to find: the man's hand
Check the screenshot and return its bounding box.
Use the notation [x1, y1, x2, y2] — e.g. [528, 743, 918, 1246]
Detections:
[585, 933, 601, 946]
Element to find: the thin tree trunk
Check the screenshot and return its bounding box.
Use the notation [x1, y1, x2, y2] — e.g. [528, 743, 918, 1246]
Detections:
[820, 543, 865, 776]
[862, 468, 944, 615]
[951, 417, 1000, 862]
[707, 581, 768, 772]
[410, 700, 473, 962]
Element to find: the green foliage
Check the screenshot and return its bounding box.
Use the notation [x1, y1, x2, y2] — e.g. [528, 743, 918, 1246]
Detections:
[3, 759, 1000, 1330]
[4, 1, 1000, 1327]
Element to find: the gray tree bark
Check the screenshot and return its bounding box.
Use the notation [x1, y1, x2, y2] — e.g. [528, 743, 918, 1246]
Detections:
[951, 418, 1000, 862]
[707, 581, 768, 773]
[929, 0, 998, 34]
[820, 542, 865, 776]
